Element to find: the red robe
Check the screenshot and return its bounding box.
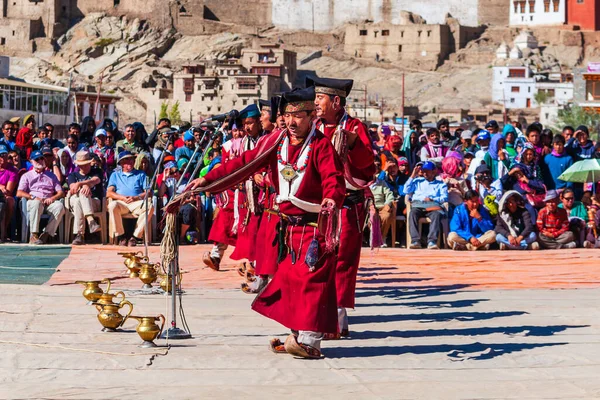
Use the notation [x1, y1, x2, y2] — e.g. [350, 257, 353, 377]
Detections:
[320, 113, 376, 309]
[204, 130, 345, 333]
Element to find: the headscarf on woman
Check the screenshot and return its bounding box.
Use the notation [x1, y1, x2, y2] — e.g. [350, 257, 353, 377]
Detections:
[401, 130, 421, 169]
[135, 151, 155, 177]
[484, 134, 510, 180]
[57, 148, 77, 178]
[441, 153, 468, 207]
[381, 135, 404, 166]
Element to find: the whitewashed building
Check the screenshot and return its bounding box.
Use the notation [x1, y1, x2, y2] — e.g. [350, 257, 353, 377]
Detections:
[493, 65, 536, 108]
[509, 0, 566, 26]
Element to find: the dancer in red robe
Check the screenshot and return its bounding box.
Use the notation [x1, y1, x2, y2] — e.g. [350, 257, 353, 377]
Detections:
[188, 87, 345, 359]
[307, 76, 376, 338]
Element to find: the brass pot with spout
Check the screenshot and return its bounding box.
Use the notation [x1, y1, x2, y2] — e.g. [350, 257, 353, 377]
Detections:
[138, 262, 159, 289]
[75, 279, 111, 304]
[95, 290, 127, 307]
[95, 300, 133, 331]
[158, 272, 183, 293]
[129, 314, 165, 347]
[118, 252, 148, 278]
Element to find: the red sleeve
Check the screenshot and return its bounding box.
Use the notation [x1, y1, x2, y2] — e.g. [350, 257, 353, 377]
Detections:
[555, 209, 570, 237]
[314, 136, 346, 209]
[346, 118, 376, 176]
[204, 143, 269, 185]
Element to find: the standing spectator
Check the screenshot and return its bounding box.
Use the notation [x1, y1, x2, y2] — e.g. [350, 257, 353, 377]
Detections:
[0, 121, 16, 150]
[116, 124, 146, 155]
[106, 151, 153, 247]
[402, 130, 422, 169]
[536, 190, 576, 249]
[67, 151, 103, 245]
[567, 125, 595, 161]
[0, 145, 17, 241]
[495, 191, 538, 250]
[542, 135, 573, 191]
[16, 114, 35, 159]
[175, 130, 200, 170]
[502, 124, 518, 161]
[485, 120, 500, 135]
[80, 117, 96, 148]
[420, 128, 449, 166]
[458, 130, 473, 154]
[562, 126, 575, 142]
[68, 123, 82, 138]
[380, 134, 404, 166]
[16, 150, 65, 244]
[404, 161, 448, 249]
[447, 189, 496, 251]
[484, 134, 510, 180]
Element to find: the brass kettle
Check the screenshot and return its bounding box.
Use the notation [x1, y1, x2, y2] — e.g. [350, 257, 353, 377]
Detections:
[118, 251, 148, 278]
[138, 262, 159, 289]
[129, 314, 165, 347]
[75, 279, 111, 304]
[95, 290, 127, 307]
[158, 272, 183, 293]
[95, 300, 133, 331]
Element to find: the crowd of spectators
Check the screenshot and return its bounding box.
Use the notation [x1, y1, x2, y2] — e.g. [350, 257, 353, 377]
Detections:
[1, 113, 599, 252]
[369, 118, 600, 250]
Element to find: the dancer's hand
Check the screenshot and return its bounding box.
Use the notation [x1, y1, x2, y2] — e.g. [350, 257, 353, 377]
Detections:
[321, 198, 336, 210]
[187, 177, 206, 191]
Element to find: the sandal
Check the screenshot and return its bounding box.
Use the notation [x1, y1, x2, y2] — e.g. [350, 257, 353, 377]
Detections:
[241, 282, 259, 294]
[283, 334, 322, 359]
[269, 338, 287, 354]
[322, 332, 341, 341]
[236, 262, 247, 278]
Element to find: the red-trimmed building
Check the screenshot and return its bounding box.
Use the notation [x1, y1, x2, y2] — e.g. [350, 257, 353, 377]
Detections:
[568, 0, 600, 30]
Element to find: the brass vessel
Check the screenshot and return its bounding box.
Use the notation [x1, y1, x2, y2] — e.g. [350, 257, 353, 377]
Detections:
[158, 272, 182, 293]
[75, 279, 111, 304]
[95, 290, 127, 307]
[95, 300, 133, 331]
[138, 262, 159, 289]
[129, 314, 165, 347]
[118, 251, 148, 278]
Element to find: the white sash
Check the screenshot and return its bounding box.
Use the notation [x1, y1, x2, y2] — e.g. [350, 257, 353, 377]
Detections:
[232, 188, 240, 235]
[323, 111, 361, 191]
[276, 125, 321, 213]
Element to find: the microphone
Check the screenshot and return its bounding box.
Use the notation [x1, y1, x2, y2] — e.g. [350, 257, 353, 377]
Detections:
[204, 109, 239, 122]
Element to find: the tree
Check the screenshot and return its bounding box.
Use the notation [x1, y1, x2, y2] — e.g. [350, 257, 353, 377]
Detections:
[534, 91, 549, 106]
[556, 105, 600, 140]
[168, 101, 182, 125]
[159, 102, 169, 120]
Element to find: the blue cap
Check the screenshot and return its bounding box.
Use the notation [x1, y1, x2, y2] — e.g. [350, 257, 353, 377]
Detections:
[239, 104, 260, 119]
[30, 150, 43, 161]
[485, 120, 499, 129]
[476, 130, 491, 142]
[0, 144, 7, 155]
[183, 129, 194, 142]
[41, 145, 53, 155]
[117, 150, 135, 163]
[421, 161, 436, 171]
[95, 128, 107, 137]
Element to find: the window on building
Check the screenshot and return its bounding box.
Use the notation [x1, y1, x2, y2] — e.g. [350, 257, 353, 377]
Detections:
[510, 98, 515, 103]
[401, 31, 404, 38]
[185, 93, 191, 102]
[382, 30, 390, 36]
[508, 68, 526, 78]
[374, 31, 378, 38]
[359, 30, 367, 36]
[243, 99, 248, 105]
[398, 45, 403, 52]
[520, 1, 526, 12]
[427, 30, 431, 37]
[197, 85, 202, 90]
[514, 0, 519, 12]
[528, 86, 531, 93]
[529, 0, 535, 12]
[553, 0, 559, 11]
[114, 0, 120, 5]
[207, 106, 211, 112]
[578, 0, 584, 3]
[0, 38, 5, 46]
[12, 31, 14, 36]
[418, 31, 422, 37]
[511, 86, 520, 93]
[218, 106, 222, 112]
[544, 0, 550, 12]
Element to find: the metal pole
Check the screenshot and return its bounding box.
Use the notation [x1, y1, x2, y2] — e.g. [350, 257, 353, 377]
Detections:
[401, 73, 405, 134]
[364, 84, 367, 122]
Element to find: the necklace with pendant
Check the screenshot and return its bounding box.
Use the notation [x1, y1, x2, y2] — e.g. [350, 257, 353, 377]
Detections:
[277, 135, 314, 183]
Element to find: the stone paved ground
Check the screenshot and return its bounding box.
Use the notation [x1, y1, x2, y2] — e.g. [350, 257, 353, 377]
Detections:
[1, 245, 600, 399]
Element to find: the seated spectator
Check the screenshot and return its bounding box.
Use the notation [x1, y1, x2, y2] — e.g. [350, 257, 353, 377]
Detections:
[502, 124, 518, 161]
[0, 120, 17, 150]
[378, 158, 408, 198]
[41, 146, 64, 185]
[483, 134, 510, 180]
[501, 163, 546, 209]
[135, 152, 155, 179]
[107, 151, 153, 247]
[65, 134, 82, 159]
[441, 154, 468, 212]
[559, 188, 588, 247]
[472, 164, 503, 216]
[67, 151, 104, 245]
[90, 129, 116, 172]
[157, 160, 196, 242]
[116, 124, 146, 155]
[16, 150, 65, 244]
[370, 177, 396, 246]
[0, 144, 17, 241]
[404, 161, 448, 249]
[458, 130, 473, 154]
[495, 191, 538, 250]
[420, 128, 449, 166]
[536, 190, 576, 249]
[57, 148, 78, 186]
[34, 126, 48, 148]
[542, 135, 573, 191]
[448, 189, 496, 250]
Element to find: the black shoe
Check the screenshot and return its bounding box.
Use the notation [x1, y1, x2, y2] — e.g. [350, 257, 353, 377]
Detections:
[72, 234, 85, 246]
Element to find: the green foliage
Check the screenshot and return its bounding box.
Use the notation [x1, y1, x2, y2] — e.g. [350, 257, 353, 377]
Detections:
[533, 91, 549, 106]
[556, 105, 600, 139]
[159, 102, 169, 120]
[168, 101, 182, 125]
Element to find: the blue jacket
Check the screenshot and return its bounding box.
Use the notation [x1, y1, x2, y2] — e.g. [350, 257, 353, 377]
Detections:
[450, 203, 495, 241]
[542, 153, 574, 190]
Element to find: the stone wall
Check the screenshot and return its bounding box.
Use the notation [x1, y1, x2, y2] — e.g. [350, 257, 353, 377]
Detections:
[203, 0, 271, 25]
[477, 0, 510, 26]
[271, 0, 482, 31]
